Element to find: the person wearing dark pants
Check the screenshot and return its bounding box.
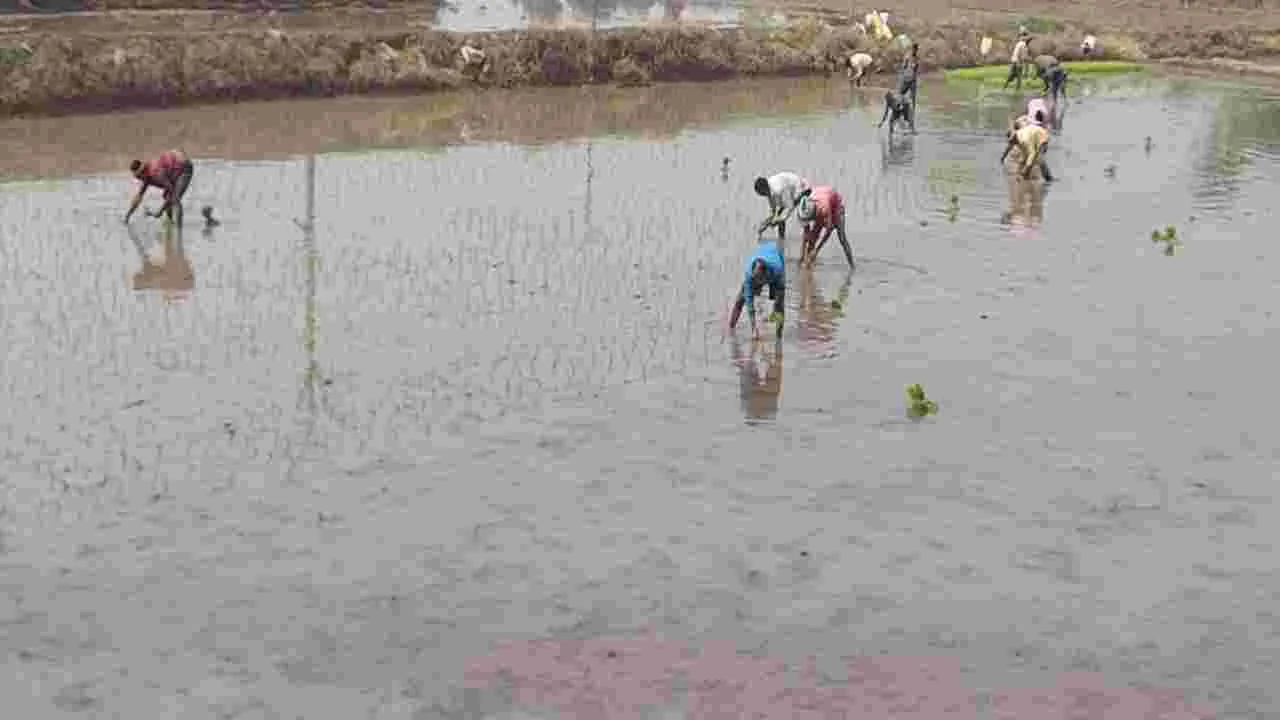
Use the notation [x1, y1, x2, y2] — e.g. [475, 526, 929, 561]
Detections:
[125, 149, 194, 224]
[1002, 33, 1031, 90]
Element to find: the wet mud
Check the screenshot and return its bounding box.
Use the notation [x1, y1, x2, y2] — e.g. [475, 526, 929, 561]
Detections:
[3, 74, 1280, 718]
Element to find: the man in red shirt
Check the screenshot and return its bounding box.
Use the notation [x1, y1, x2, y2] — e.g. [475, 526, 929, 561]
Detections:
[124, 149, 194, 224]
[796, 185, 854, 268]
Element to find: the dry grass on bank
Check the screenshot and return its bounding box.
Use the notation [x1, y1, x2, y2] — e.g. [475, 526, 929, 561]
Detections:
[0, 18, 1269, 116]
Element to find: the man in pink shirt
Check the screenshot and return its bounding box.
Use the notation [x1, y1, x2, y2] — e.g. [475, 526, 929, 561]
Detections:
[796, 185, 854, 268]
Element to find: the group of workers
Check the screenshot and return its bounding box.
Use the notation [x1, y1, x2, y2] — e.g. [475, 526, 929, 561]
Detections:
[731, 32, 1072, 340]
[122, 32, 1067, 345]
[727, 171, 858, 341]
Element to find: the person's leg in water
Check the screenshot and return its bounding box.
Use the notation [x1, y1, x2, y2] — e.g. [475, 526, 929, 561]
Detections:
[164, 159, 194, 224]
[1038, 147, 1054, 182]
[810, 203, 854, 268]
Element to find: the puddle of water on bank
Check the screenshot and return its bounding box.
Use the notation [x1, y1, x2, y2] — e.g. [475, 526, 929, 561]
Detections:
[1, 75, 1280, 719]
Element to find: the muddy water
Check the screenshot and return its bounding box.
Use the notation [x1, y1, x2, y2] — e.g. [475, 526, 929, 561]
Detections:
[2, 74, 1280, 719]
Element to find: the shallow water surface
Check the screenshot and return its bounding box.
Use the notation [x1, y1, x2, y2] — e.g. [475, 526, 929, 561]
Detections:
[2, 75, 1280, 719]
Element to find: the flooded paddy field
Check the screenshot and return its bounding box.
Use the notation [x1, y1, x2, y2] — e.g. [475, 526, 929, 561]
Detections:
[2, 73, 1280, 719]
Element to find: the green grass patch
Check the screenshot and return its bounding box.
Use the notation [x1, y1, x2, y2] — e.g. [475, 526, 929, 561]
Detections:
[944, 61, 1145, 83]
[1009, 15, 1060, 34]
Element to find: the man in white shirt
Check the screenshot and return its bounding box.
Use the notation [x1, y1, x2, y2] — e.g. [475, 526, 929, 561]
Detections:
[1002, 33, 1031, 90]
[754, 172, 812, 243]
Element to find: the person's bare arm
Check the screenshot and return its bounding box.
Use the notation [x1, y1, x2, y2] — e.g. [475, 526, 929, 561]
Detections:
[877, 98, 892, 126]
[124, 184, 148, 223]
[1000, 134, 1018, 164]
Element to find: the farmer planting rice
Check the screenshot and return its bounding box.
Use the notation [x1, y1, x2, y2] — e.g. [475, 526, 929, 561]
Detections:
[846, 52, 873, 86]
[1018, 95, 1053, 130]
[1001, 121, 1054, 182]
[125, 149, 194, 224]
[1040, 62, 1069, 103]
[878, 89, 914, 138]
[729, 239, 786, 341]
[796, 185, 854, 269]
[754, 172, 811, 243]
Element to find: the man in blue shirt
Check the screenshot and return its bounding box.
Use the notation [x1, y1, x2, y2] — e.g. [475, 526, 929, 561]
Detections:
[728, 240, 786, 339]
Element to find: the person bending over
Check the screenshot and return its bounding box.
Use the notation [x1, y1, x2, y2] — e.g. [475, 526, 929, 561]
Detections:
[125, 149, 194, 224]
[729, 240, 786, 340]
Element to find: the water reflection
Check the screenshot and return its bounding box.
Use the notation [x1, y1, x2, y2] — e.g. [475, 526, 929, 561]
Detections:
[881, 135, 915, 171]
[1001, 176, 1047, 237]
[795, 268, 851, 355]
[1191, 91, 1280, 208]
[297, 155, 324, 445]
[732, 334, 783, 424]
[128, 221, 193, 301]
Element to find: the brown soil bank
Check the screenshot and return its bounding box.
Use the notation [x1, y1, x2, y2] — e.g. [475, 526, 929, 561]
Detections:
[0, 18, 1275, 117]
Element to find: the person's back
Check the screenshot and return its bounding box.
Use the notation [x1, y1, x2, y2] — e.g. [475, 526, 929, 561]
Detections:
[805, 186, 841, 227]
[1034, 54, 1058, 73]
[1014, 123, 1049, 175]
[1026, 97, 1050, 124]
[747, 241, 785, 279]
[768, 172, 808, 211]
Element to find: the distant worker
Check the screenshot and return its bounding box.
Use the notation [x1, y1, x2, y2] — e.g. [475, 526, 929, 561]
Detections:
[754, 172, 812, 242]
[846, 52, 873, 86]
[728, 240, 786, 340]
[1080, 34, 1098, 56]
[1039, 61, 1069, 103]
[878, 89, 914, 138]
[124, 149, 194, 224]
[897, 41, 920, 109]
[1003, 32, 1031, 90]
[796, 185, 854, 268]
[458, 44, 490, 79]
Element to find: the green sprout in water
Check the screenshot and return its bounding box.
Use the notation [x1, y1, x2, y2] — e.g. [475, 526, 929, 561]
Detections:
[945, 194, 961, 223]
[1150, 225, 1181, 256]
[907, 383, 939, 419]
[829, 282, 851, 318]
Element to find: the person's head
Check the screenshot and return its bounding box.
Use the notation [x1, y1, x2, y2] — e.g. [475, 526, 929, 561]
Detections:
[751, 258, 768, 283]
[129, 159, 144, 178]
[1033, 109, 1046, 124]
[753, 177, 770, 197]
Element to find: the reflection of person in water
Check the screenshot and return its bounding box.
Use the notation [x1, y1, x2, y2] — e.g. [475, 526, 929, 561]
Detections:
[732, 334, 783, 423]
[129, 222, 194, 300]
[795, 268, 852, 353]
[1002, 174, 1047, 236]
